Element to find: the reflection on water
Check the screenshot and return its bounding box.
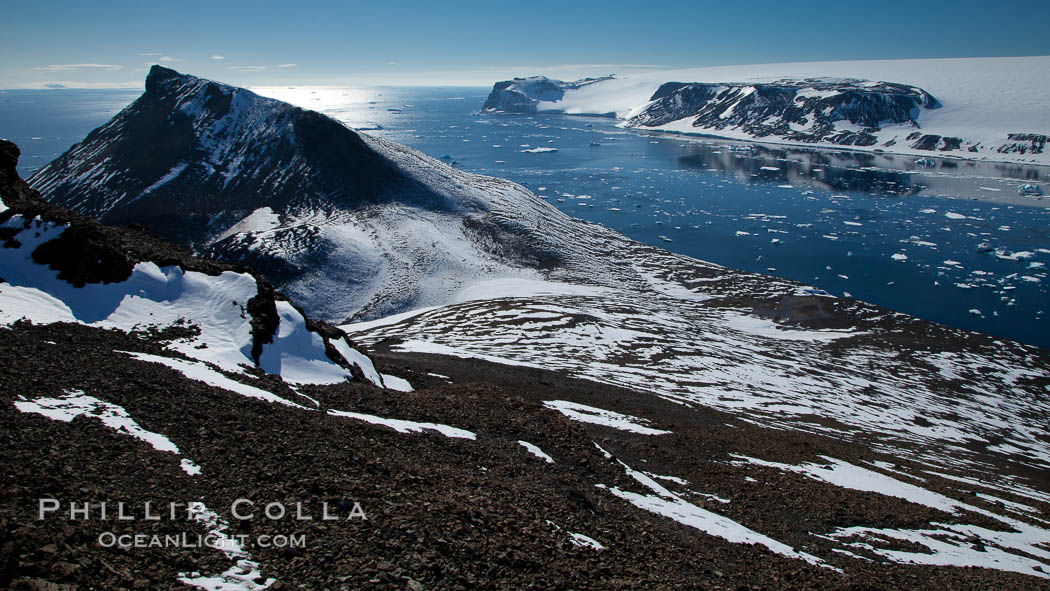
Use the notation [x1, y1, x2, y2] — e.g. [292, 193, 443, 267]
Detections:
[671, 144, 926, 196]
[652, 138, 1045, 200]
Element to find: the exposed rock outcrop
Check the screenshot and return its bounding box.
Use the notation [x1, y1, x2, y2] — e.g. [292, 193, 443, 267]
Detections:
[624, 78, 940, 148]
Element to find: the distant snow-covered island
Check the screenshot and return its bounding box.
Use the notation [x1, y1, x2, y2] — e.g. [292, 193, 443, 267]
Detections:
[482, 57, 1050, 165]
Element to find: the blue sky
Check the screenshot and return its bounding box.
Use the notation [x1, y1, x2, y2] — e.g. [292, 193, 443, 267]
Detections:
[3, 0, 1049, 88]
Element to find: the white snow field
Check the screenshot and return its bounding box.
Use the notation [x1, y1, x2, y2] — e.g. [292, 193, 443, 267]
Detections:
[0, 214, 393, 389]
[507, 57, 1050, 165]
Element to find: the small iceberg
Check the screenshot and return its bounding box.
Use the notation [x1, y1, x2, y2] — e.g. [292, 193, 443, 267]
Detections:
[1018, 183, 1044, 196]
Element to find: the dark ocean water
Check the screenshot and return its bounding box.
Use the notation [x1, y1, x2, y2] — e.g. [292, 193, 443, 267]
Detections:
[2, 86, 1048, 347]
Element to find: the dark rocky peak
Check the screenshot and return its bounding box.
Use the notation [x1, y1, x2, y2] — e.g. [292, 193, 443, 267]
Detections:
[27, 68, 461, 249]
[144, 64, 191, 94]
[0, 139, 20, 186]
[22, 69, 573, 324]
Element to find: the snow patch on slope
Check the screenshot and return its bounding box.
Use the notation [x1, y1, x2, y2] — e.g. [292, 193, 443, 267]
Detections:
[327, 409, 475, 439]
[518, 440, 555, 463]
[259, 301, 353, 385]
[735, 454, 1050, 578]
[568, 532, 605, 550]
[330, 338, 385, 387]
[598, 449, 831, 569]
[179, 502, 276, 590]
[0, 215, 372, 388]
[544, 400, 671, 435]
[15, 390, 180, 453]
[216, 207, 280, 242]
[122, 351, 310, 409]
[379, 374, 414, 392]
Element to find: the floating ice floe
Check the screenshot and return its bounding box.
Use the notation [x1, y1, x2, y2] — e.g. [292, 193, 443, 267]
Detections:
[1018, 183, 1044, 196]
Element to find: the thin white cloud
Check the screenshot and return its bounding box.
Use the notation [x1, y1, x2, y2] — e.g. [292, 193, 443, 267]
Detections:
[33, 64, 124, 72]
[211, 55, 225, 60]
[231, 65, 267, 71]
[276, 63, 297, 69]
[158, 56, 183, 62]
[138, 52, 162, 57]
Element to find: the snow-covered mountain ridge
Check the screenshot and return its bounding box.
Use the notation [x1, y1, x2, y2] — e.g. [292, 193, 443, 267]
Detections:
[482, 57, 1050, 164]
[29, 67, 631, 322]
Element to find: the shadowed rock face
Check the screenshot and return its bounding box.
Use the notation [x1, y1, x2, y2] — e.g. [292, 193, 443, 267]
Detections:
[625, 78, 941, 147]
[28, 66, 460, 249]
[26, 67, 594, 323]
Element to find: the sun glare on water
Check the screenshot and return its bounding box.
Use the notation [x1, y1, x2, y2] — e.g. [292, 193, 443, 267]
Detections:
[250, 85, 387, 130]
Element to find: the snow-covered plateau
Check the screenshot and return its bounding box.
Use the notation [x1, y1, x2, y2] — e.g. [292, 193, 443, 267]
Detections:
[482, 57, 1050, 165]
